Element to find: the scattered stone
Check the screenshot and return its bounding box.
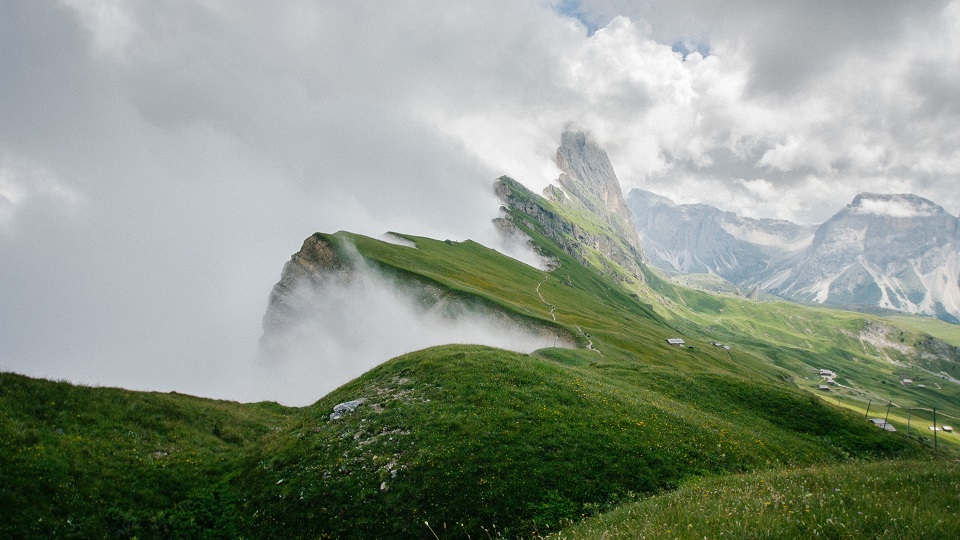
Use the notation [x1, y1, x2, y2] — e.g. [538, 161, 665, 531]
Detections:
[330, 398, 366, 420]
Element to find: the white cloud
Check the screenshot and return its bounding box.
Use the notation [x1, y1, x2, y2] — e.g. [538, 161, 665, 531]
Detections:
[2, 0, 960, 402]
[59, 0, 139, 57]
[851, 197, 937, 219]
[0, 155, 86, 234]
[257, 259, 565, 406]
[758, 136, 834, 174]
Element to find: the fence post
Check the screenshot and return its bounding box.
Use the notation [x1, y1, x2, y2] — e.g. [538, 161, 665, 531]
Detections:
[883, 401, 892, 431]
[864, 400, 872, 420]
[933, 408, 938, 453]
[905, 408, 911, 439]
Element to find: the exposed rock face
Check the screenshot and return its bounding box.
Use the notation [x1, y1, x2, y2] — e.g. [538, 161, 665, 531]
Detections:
[261, 233, 352, 339]
[555, 131, 642, 254]
[764, 193, 960, 322]
[493, 130, 649, 285]
[627, 188, 812, 283]
[627, 187, 960, 322]
[557, 132, 632, 224]
[495, 177, 648, 285]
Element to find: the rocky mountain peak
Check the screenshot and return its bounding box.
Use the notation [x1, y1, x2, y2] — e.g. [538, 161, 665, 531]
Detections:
[767, 193, 960, 322]
[555, 130, 641, 251]
[556, 131, 632, 222]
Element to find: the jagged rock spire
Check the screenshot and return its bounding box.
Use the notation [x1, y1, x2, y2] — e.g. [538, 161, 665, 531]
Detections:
[555, 130, 642, 252]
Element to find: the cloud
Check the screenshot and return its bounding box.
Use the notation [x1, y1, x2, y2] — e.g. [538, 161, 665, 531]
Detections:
[529, 1, 960, 224]
[256, 257, 565, 406]
[0, 0, 581, 402]
[850, 196, 938, 219]
[2, 0, 959, 402]
[0, 155, 86, 234]
[758, 136, 834, 174]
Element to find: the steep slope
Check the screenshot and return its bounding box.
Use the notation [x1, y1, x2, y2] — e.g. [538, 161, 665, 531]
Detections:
[495, 130, 648, 286]
[555, 130, 641, 253]
[259, 231, 575, 360]
[765, 193, 960, 322]
[627, 188, 812, 283]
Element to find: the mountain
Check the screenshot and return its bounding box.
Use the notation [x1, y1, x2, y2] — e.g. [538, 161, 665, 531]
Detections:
[628, 188, 960, 322]
[764, 193, 960, 323]
[626, 189, 813, 284]
[495, 130, 649, 285]
[555, 130, 640, 251]
[5, 130, 960, 539]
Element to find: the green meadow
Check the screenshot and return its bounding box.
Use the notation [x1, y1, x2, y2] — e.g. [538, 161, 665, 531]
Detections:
[2, 179, 959, 538]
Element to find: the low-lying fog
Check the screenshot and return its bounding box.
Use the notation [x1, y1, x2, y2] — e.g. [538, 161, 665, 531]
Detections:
[250, 259, 566, 406]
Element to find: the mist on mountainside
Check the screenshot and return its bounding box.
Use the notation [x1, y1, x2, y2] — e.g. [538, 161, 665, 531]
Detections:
[254, 252, 568, 406]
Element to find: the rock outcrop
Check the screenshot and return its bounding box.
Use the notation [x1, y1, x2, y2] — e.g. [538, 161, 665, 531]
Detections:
[261, 233, 352, 339]
[494, 130, 649, 285]
[555, 130, 643, 254]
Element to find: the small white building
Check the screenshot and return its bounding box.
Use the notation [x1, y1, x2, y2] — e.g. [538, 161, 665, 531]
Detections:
[667, 338, 685, 346]
[902, 378, 913, 386]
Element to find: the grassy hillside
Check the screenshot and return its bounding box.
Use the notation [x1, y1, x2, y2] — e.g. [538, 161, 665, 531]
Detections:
[498, 177, 960, 447]
[3, 188, 959, 537]
[886, 315, 960, 348]
[0, 373, 290, 538]
[230, 344, 918, 539]
[550, 458, 960, 539]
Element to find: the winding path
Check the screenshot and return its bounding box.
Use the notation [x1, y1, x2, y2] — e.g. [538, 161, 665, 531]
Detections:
[535, 266, 601, 354]
[535, 276, 557, 321]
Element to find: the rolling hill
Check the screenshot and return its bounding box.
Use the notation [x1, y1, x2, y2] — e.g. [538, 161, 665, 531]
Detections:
[3, 131, 960, 538]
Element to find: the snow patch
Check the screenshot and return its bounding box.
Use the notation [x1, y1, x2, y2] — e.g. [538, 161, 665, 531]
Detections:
[380, 233, 418, 248]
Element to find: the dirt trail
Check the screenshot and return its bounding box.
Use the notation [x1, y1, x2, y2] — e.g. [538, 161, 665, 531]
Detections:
[535, 276, 557, 321]
[576, 326, 601, 354]
[536, 268, 600, 354]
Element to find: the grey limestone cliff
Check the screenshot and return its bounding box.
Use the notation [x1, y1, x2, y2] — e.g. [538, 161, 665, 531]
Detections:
[764, 193, 960, 322]
[626, 188, 812, 284]
[494, 130, 649, 285]
[555, 130, 643, 254]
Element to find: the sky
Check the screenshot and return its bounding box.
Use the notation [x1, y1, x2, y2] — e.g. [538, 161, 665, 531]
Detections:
[2, 0, 959, 404]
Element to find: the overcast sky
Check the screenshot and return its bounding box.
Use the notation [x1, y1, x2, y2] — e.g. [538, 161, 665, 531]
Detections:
[2, 1, 959, 403]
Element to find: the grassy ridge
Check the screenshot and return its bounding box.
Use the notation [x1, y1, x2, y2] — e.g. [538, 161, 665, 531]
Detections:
[232, 345, 919, 539]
